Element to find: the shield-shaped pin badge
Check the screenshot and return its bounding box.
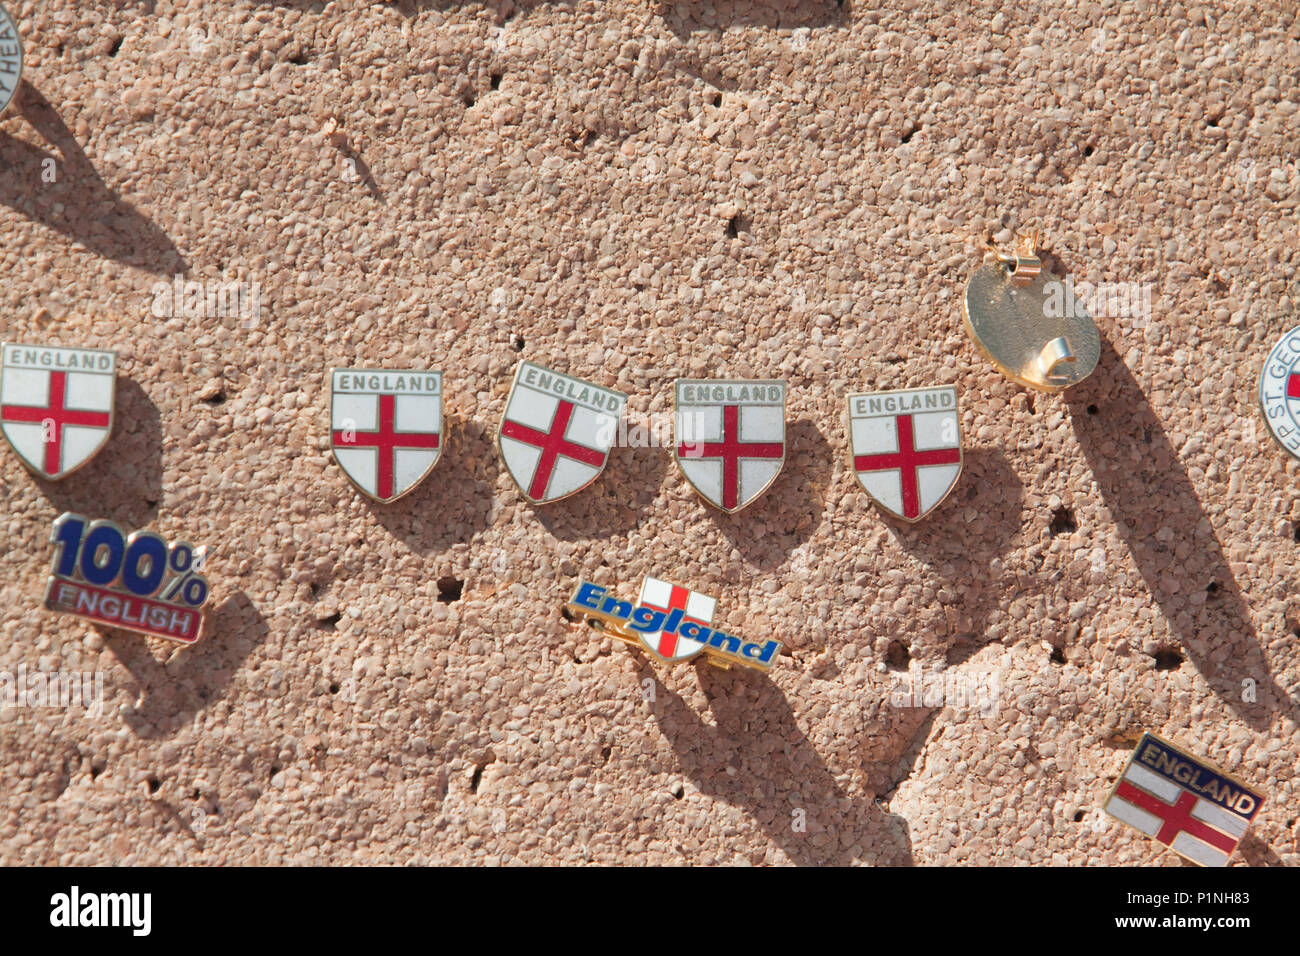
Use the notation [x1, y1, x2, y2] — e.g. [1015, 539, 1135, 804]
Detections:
[330, 368, 443, 503]
[635, 576, 717, 664]
[848, 385, 962, 522]
[675, 379, 786, 513]
[0, 5, 22, 118]
[498, 361, 626, 505]
[1, 343, 116, 481]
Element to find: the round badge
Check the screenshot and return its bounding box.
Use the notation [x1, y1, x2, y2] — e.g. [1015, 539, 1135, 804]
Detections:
[0, 4, 22, 117]
[1258, 324, 1300, 460]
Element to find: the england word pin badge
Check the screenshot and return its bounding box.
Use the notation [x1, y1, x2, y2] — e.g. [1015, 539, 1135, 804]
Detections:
[0, 4, 22, 117]
[1103, 732, 1265, 867]
[674, 379, 786, 513]
[566, 577, 781, 671]
[847, 385, 962, 521]
[1258, 324, 1300, 460]
[498, 361, 625, 505]
[44, 513, 211, 644]
[1, 343, 116, 480]
[330, 368, 443, 503]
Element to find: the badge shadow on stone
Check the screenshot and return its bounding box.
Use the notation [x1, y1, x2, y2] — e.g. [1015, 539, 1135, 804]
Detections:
[639, 658, 916, 865]
[117, 590, 268, 739]
[706, 419, 830, 571]
[536, 438, 669, 541]
[35, 378, 163, 529]
[876, 447, 1025, 665]
[1068, 333, 1294, 731]
[369, 414, 499, 555]
[1, 83, 187, 275]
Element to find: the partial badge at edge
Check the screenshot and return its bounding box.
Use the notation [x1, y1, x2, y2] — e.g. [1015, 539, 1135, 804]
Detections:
[565, 577, 781, 672]
[44, 512, 212, 645]
[330, 368, 444, 503]
[498, 360, 626, 505]
[0, 4, 22, 118]
[674, 379, 787, 513]
[847, 385, 962, 522]
[1, 343, 117, 481]
[1102, 731, 1265, 867]
[1258, 323, 1300, 461]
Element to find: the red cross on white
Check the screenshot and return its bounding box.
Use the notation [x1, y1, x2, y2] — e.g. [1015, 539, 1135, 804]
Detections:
[501, 398, 613, 502]
[1, 370, 112, 478]
[332, 393, 440, 501]
[677, 404, 783, 511]
[852, 413, 961, 520]
[636, 577, 715, 662]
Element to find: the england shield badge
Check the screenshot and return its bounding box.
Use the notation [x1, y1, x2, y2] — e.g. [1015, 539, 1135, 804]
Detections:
[674, 379, 786, 513]
[330, 368, 443, 503]
[499, 361, 626, 505]
[848, 385, 962, 522]
[635, 576, 717, 664]
[1, 343, 116, 480]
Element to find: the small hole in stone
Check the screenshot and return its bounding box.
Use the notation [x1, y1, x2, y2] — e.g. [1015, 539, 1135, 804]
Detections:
[490, 72, 503, 91]
[1083, 145, 1095, 158]
[1073, 810, 1085, 822]
[269, 765, 281, 780]
[470, 765, 485, 792]
[1152, 648, 1184, 670]
[671, 782, 684, 800]
[145, 498, 158, 509]
[329, 682, 340, 694]
[463, 91, 477, 107]
[191, 789, 201, 800]
[309, 582, 320, 598]
[900, 123, 919, 144]
[1049, 507, 1077, 536]
[1025, 393, 1036, 414]
[203, 392, 226, 406]
[146, 776, 161, 794]
[599, 745, 612, 764]
[317, 612, 342, 630]
[90, 762, 105, 780]
[885, 641, 910, 669]
[1292, 525, 1300, 543]
[712, 92, 722, 107]
[107, 36, 123, 58]
[437, 576, 463, 603]
[510, 333, 525, 352]
[1087, 404, 1099, 415]
[1205, 581, 1220, 598]
[1050, 647, 1066, 665]
[560, 606, 578, 623]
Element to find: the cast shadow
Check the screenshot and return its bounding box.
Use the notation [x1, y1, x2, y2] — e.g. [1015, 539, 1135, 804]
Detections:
[38, 378, 163, 529]
[658, 0, 851, 36]
[878, 447, 1026, 663]
[536, 439, 669, 542]
[116, 590, 268, 739]
[371, 414, 500, 554]
[1, 83, 187, 275]
[644, 657, 915, 866]
[1068, 335, 1291, 730]
[707, 419, 831, 570]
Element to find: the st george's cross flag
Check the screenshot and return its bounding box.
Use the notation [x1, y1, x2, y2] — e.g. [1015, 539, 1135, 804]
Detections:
[498, 361, 626, 505]
[1104, 732, 1264, 867]
[848, 385, 962, 521]
[330, 369, 443, 503]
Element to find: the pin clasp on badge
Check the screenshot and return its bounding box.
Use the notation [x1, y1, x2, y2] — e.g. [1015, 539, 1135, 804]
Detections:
[962, 227, 1100, 391]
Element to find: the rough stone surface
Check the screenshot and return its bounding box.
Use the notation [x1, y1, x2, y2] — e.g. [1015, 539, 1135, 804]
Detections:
[1, 1, 1298, 865]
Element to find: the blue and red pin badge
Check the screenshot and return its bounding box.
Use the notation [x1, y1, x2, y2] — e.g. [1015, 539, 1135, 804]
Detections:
[44, 513, 211, 644]
[565, 577, 781, 672]
[1103, 732, 1265, 867]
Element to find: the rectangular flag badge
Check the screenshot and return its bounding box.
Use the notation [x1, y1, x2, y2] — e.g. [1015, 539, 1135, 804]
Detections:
[1104, 732, 1265, 867]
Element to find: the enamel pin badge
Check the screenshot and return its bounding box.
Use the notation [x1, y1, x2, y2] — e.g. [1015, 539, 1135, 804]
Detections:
[566, 578, 781, 672]
[674, 379, 786, 513]
[44, 513, 211, 645]
[1103, 732, 1265, 867]
[330, 368, 443, 503]
[963, 228, 1100, 391]
[1258, 323, 1300, 460]
[498, 361, 626, 505]
[1, 343, 116, 480]
[848, 385, 962, 521]
[0, 5, 21, 117]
